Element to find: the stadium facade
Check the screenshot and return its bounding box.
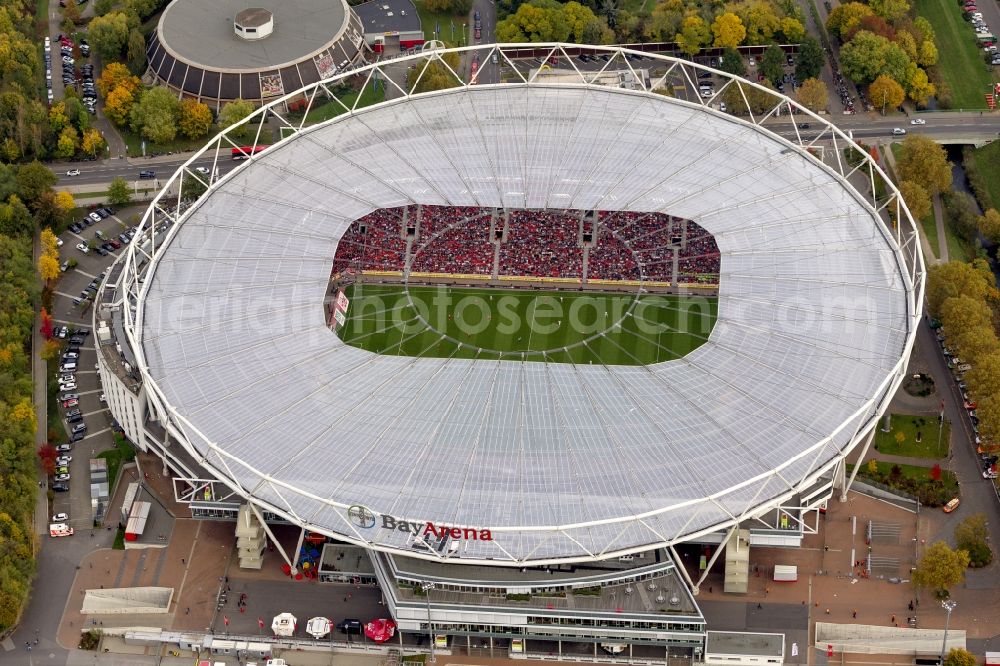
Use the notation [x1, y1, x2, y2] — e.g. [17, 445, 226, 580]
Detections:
[96, 44, 924, 661]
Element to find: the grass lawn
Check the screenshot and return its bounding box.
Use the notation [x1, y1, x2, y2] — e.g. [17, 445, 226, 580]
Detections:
[860, 460, 959, 492]
[337, 284, 718, 365]
[968, 140, 1000, 211]
[122, 125, 274, 158]
[912, 0, 997, 109]
[288, 85, 386, 127]
[413, 0, 468, 45]
[96, 433, 136, 492]
[873, 413, 950, 458]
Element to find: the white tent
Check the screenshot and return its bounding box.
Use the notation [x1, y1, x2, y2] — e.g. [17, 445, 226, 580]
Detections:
[306, 617, 331, 639]
[271, 612, 297, 637]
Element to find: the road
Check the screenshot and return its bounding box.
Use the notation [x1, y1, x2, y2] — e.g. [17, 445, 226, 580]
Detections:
[50, 110, 1000, 192]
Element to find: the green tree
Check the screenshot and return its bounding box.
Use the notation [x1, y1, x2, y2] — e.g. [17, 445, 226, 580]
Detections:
[675, 14, 710, 56]
[897, 134, 951, 195]
[760, 44, 785, 86]
[107, 176, 132, 206]
[839, 30, 911, 86]
[409, 52, 463, 93]
[912, 541, 969, 596]
[868, 74, 905, 113]
[130, 87, 180, 144]
[89, 11, 131, 60]
[562, 2, 600, 42]
[795, 77, 827, 112]
[944, 649, 977, 666]
[869, 0, 910, 23]
[917, 39, 938, 67]
[95, 0, 116, 14]
[178, 99, 213, 139]
[81, 128, 106, 157]
[126, 29, 147, 75]
[896, 180, 930, 222]
[97, 62, 142, 98]
[0, 195, 34, 236]
[496, 1, 571, 41]
[711, 12, 746, 49]
[954, 514, 993, 567]
[218, 98, 257, 140]
[15, 161, 57, 209]
[720, 47, 746, 76]
[795, 35, 826, 81]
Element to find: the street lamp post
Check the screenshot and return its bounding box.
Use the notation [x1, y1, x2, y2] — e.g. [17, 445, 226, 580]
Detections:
[421, 582, 436, 663]
[939, 600, 956, 664]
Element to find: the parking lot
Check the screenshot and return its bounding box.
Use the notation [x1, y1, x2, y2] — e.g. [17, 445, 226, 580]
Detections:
[47, 205, 142, 531]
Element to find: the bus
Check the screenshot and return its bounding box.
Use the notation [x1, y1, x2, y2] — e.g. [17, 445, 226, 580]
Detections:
[50, 523, 74, 537]
[231, 145, 270, 160]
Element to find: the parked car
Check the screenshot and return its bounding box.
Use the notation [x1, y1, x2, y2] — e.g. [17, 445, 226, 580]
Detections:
[52, 512, 69, 522]
[76, 242, 89, 253]
[55, 473, 71, 482]
[52, 483, 70, 492]
[56, 443, 73, 453]
[943, 497, 960, 513]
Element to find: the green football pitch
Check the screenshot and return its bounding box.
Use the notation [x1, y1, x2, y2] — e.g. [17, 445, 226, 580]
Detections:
[335, 284, 717, 365]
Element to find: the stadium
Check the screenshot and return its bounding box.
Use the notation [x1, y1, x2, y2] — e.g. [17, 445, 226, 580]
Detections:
[96, 44, 924, 660]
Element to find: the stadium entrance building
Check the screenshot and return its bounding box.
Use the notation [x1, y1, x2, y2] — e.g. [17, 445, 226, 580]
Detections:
[95, 44, 923, 663]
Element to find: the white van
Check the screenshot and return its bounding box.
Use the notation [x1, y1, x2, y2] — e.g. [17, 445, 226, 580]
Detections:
[60, 362, 77, 372]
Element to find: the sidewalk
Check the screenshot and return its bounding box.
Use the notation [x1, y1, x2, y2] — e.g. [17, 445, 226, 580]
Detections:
[879, 142, 943, 264]
[32, 229, 49, 535]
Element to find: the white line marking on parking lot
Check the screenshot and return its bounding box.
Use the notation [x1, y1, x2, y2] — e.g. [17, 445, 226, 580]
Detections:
[83, 408, 109, 417]
[54, 290, 78, 299]
[78, 389, 102, 396]
[75, 269, 98, 279]
[81, 427, 110, 441]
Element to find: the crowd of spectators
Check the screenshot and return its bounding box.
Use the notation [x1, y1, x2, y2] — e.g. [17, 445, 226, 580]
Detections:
[331, 206, 719, 284]
[498, 210, 583, 278]
[410, 205, 493, 275]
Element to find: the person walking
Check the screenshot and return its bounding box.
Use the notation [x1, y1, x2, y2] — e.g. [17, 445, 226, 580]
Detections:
[852, 610, 857, 619]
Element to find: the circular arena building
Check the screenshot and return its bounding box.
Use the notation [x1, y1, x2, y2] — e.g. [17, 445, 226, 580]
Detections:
[146, 0, 369, 108]
[97, 46, 923, 653]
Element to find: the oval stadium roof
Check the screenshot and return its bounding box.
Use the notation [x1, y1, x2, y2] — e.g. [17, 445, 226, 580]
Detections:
[134, 58, 920, 564]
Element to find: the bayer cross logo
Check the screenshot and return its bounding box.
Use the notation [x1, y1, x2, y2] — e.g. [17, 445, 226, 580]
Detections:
[348, 505, 376, 529]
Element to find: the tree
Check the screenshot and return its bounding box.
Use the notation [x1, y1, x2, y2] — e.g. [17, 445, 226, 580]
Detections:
[926, 259, 995, 316]
[944, 649, 977, 666]
[97, 62, 141, 98]
[897, 134, 951, 195]
[906, 64, 935, 106]
[777, 17, 805, 43]
[711, 12, 745, 49]
[175, 99, 213, 140]
[89, 11, 131, 60]
[795, 77, 828, 112]
[733, 0, 780, 44]
[562, 2, 601, 42]
[41, 231, 59, 263]
[54, 190, 75, 215]
[130, 87, 180, 143]
[48, 101, 69, 134]
[917, 39, 938, 67]
[868, 75, 905, 113]
[720, 47, 746, 76]
[62, 0, 81, 24]
[107, 177, 132, 206]
[979, 209, 1000, 243]
[126, 28, 147, 75]
[839, 30, 911, 86]
[954, 514, 993, 567]
[409, 53, 463, 94]
[896, 180, 930, 221]
[56, 126, 79, 159]
[40, 307, 53, 340]
[37, 444, 57, 477]
[675, 14, 710, 56]
[760, 44, 785, 86]
[104, 86, 135, 127]
[15, 162, 57, 208]
[217, 98, 257, 139]
[496, 1, 570, 42]
[826, 2, 873, 39]
[81, 128, 105, 157]
[38, 254, 60, 282]
[869, 0, 910, 23]
[912, 540, 969, 596]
